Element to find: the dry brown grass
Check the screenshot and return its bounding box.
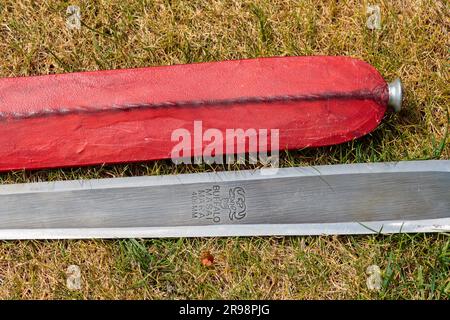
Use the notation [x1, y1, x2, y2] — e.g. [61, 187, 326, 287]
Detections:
[0, 0, 448, 299]
[0, 235, 448, 299]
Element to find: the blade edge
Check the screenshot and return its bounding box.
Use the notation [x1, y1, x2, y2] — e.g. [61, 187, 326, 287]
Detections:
[0, 218, 448, 240]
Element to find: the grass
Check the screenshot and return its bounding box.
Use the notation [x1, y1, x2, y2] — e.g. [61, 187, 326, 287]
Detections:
[0, 0, 448, 299]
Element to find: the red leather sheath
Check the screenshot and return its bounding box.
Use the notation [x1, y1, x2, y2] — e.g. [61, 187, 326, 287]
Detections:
[0, 56, 388, 171]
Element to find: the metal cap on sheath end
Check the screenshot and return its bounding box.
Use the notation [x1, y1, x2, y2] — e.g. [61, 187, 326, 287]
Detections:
[388, 78, 402, 113]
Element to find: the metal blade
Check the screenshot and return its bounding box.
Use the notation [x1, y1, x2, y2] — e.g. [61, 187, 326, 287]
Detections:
[0, 160, 449, 239]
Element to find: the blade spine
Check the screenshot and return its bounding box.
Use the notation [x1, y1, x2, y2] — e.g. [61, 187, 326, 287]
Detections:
[0, 160, 448, 194]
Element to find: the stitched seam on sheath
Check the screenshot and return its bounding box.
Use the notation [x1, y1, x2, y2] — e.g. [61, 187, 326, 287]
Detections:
[0, 89, 385, 121]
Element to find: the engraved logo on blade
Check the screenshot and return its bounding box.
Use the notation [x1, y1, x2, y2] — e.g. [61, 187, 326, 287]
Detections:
[191, 185, 247, 223]
[221, 187, 247, 220]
